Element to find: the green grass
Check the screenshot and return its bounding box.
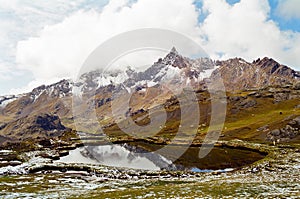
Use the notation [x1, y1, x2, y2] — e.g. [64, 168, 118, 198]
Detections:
[223, 98, 300, 141]
[102, 94, 300, 144]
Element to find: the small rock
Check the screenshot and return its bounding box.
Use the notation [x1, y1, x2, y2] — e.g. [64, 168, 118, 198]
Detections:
[270, 129, 280, 136]
[257, 125, 269, 131]
[239, 99, 257, 108]
[294, 105, 300, 109]
[263, 93, 274, 98]
[293, 81, 300, 90]
[230, 96, 241, 101]
[248, 92, 257, 96]
[251, 167, 259, 173]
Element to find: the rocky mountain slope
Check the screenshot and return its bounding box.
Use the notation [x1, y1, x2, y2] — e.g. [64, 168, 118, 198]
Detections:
[211, 57, 300, 91]
[0, 114, 69, 143]
[0, 48, 300, 148]
[77, 47, 215, 93]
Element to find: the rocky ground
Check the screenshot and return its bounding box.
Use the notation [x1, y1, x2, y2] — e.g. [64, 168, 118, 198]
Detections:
[0, 140, 299, 198]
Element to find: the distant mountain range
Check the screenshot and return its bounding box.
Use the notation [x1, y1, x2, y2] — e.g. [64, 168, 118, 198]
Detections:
[0, 48, 299, 147]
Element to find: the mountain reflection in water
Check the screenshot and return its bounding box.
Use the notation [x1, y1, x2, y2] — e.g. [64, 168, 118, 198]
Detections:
[57, 142, 265, 171]
[57, 144, 173, 171]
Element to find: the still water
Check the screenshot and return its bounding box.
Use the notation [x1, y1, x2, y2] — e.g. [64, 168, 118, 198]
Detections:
[57, 142, 265, 172]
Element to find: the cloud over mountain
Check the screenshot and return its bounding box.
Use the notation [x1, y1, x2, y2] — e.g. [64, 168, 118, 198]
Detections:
[7, 0, 300, 94]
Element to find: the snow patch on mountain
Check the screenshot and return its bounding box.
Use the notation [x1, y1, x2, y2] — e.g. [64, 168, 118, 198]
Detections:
[97, 72, 129, 88]
[0, 94, 24, 108]
[29, 80, 73, 102]
[74, 49, 216, 94]
[0, 97, 17, 108]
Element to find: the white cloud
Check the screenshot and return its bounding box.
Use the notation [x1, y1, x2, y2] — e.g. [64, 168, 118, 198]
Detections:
[8, 77, 63, 95]
[6, 0, 300, 95]
[199, 0, 300, 70]
[16, 0, 201, 80]
[0, 62, 15, 80]
[276, 0, 300, 19]
[0, 60, 32, 95]
[0, 0, 108, 94]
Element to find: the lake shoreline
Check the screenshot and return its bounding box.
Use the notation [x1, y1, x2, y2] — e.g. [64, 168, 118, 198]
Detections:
[0, 139, 299, 198]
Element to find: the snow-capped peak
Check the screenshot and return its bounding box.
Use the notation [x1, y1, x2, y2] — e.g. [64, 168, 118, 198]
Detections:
[75, 48, 215, 93]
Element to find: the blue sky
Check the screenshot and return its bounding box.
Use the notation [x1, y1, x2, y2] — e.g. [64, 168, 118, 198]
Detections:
[205, 0, 300, 32]
[195, 0, 300, 32]
[0, 0, 300, 95]
[264, 0, 300, 32]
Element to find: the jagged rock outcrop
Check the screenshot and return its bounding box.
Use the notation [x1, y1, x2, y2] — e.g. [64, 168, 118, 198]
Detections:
[0, 113, 70, 143]
[78, 47, 215, 93]
[267, 116, 300, 142]
[211, 57, 300, 91]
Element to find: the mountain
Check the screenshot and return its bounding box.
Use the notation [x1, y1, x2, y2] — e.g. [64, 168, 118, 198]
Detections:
[211, 57, 300, 91]
[0, 113, 69, 142]
[77, 47, 215, 93]
[0, 48, 300, 148]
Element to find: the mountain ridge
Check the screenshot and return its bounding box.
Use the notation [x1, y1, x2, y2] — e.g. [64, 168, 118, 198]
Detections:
[0, 48, 300, 147]
[0, 49, 299, 119]
[1, 50, 299, 100]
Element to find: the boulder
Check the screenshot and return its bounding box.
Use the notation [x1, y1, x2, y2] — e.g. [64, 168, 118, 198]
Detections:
[270, 129, 280, 136]
[293, 81, 300, 90]
[239, 99, 257, 108]
[288, 116, 300, 127]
